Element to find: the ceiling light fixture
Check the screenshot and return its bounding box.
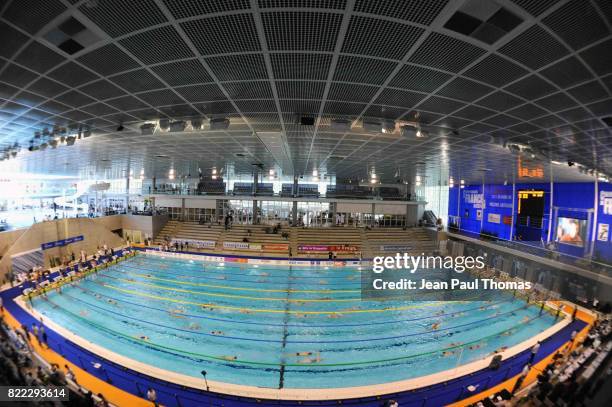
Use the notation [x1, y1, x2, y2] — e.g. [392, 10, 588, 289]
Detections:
[140, 123, 156, 135]
[159, 119, 170, 131]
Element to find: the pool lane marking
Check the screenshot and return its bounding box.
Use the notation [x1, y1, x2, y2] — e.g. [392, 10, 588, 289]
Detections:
[127, 272, 361, 294]
[35, 297, 549, 367]
[72, 283, 511, 328]
[53, 292, 531, 344]
[117, 263, 361, 287]
[98, 271, 482, 303]
[97, 273, 360, 302]
[278, 265, 294, 389]
[133, 256, 364, 275]
[101, 283, 458, 314]
[121, 262, 362, 280]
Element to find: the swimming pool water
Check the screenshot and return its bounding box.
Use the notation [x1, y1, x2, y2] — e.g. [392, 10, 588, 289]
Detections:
[31, 253, 557, 389]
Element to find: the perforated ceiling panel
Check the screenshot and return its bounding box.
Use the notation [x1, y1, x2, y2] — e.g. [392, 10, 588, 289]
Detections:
[0, 0, 610, 185]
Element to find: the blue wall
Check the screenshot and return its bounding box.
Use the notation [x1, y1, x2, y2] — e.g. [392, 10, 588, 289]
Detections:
[449, 181, 612, 262]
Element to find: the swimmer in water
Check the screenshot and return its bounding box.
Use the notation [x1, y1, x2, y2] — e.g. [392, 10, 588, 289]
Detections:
[300, 352, 321, 364]
[79, 310, 89, 317]
[221, 355, 237, 361]
[328, 313, 343, 319]
[522, 316, 530, 323]
[468, 344, 482, 350]
[293, 351, 313, 356]
[211, 330, 224, 335]
[137, 335, 149, 341]
[431, 322, 440, 330]
[239, 309, 252, 314]
[442, 350, 454, 357]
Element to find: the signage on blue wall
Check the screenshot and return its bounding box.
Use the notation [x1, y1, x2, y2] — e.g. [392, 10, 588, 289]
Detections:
[600, 191, 612, 215]
[488, 194, 512, 209]
[463, 190, 483, 208]
[598, 224, 609, 242]
[41, 235, 84, 250]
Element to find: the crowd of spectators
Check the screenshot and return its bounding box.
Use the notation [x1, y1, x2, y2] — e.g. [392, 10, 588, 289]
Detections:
[0, 314, 111, 406]
[518, 317, 611, 406]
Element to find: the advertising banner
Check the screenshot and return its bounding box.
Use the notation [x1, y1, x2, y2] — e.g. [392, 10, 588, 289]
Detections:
[171, 238, 216, 248]
[379, 244, 412, 252]
[263, 244, 289, 251]
[487, 213, 501, 224]
[597, 223, 609, 242]
[223, 241, 250, 250]
[41, 235, 84, 250]
[298, 244, 359, 253]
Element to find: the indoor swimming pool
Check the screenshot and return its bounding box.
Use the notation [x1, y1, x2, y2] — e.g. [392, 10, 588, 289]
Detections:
[30, 253, 558, 389]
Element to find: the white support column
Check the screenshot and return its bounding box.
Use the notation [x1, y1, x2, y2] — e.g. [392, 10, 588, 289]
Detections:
[371, 203, 375, 227]
[590, 178, 599, 258]
[547, 174, 554, 243]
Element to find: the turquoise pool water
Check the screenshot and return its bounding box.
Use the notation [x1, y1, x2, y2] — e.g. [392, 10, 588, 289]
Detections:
[31, 253, 557, 389]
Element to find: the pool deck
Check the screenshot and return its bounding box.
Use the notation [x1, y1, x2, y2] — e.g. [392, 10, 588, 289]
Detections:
[0, 249, 594, 406]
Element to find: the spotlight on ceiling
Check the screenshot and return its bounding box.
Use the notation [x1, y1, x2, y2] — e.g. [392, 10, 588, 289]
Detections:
[210, 117, 230, 130]
[401, 124, 427, 138]
[169, 120, 186, 132]
[159, 119, 170, 131]
[330, 118, 351, 131]
[363, 120, 382, 133]
[140, 123, 156, 135]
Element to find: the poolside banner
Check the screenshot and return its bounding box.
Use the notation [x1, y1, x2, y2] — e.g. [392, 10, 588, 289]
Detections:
[171, 238, 216, 249]
[298, 245, 328, 252]
[41, 235, 84, 250]
[263, 244, 289, 251]
[298, 244, 359, 253]
[379, 244, 412, 252]
[223, 241, 250, 250]
[223, 241, 263, 251]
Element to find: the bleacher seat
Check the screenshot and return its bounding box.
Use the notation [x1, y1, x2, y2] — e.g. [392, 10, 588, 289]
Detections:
[379, 187, 401, 199]
[298, 184, 319, 197]
[327, 184, 372, 198]
[232, 183, 253, 195]
[280, 184, 294, 197]
[255, 183, 274, 196]
[197, 181, 226, 195]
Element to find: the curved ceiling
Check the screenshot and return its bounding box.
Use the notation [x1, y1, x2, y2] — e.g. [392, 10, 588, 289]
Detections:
[0, 0, 611, 184]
